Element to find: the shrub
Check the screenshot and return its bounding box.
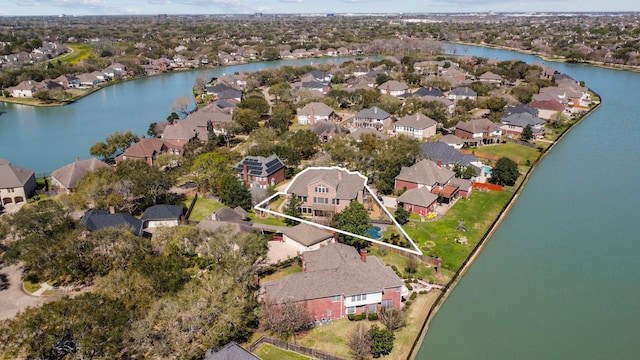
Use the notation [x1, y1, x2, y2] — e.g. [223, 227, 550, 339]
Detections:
[404, 301, 412, 307]
[368, 312, 379, 321]
[410, 292, 417, 300]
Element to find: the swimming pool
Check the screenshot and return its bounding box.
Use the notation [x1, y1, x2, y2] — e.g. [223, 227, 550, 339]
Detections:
[366, 226, 382, 239]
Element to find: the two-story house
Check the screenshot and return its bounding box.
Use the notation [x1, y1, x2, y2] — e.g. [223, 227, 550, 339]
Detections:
[0, 159, 36, 206]
[297, 102, 337, 125]
[500, 112, 546, 139]
[393, 113, 437, 140]
[454, 118, 502, 146]
[285, 167, 366, 222]
[351, 106, 393, 131]
[262, 242, 408, 323]
[234, 154, 286, 189]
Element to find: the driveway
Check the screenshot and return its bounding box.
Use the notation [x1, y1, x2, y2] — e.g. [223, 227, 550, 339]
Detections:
[0, 264, 59, 321]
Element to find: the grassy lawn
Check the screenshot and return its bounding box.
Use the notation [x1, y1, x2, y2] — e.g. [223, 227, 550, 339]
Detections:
[49, 43, 93, 65]
[470, 142, 541, 167]
[249, 213, 288, 227]
[368, 247, 450, 285]
[404, 189, 513, 271]
[181, 197, 224, 222]
[23, 281, 41, 293]
[261, 263, 303, 282]
[254, 344, 311, 360]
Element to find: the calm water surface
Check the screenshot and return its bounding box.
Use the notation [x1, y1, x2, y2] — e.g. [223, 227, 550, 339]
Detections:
[417, 46, 640, 359]
[0, 57, 367, 174]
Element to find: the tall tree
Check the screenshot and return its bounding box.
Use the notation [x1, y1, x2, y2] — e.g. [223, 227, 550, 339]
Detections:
[520, 124, 534, 141]
[233, 108, 261, 134]
[171, 95, 193, 116]
[216, 173, 252, 211]
[333, 200, 372, 250]
[283, 194, 302, 226]
[491, 157, 520, 186]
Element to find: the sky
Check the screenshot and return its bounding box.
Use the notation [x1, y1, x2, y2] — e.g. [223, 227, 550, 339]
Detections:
[1, 0, 638, 16]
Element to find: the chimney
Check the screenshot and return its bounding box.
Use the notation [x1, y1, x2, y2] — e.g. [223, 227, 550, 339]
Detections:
[243, 163, 249, 185]
[109, 206, 115, 214]
[360, 249, 367, 262]
[310, 107, 315, 125]
[437, 159, 442, 167]
[337, 170, 343, 182]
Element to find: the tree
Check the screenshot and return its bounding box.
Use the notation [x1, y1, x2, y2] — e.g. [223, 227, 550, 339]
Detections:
[166, 112, 179, 124]
[238, 93, 270, 116]
[283, 194, 302, 226]
[268, 82, 291, 103]
[268, 103, 294, 134]
[233, 108, 261, 134]
[520, 124, 534, 141]
[216, 173, 252, 210]
[147, 122, 159, 138]
[491, 157, 519, 186]
[190, 150, 236, 190]
[89, 130, 140, 160]
[379, 307, 406, 330]
[284, 129, 321, 160]
[369, 324, 394, 358]
[171, 95, 193, 116]
[394, 206, 410, 225]
[264, 300, 313, 340]
[333, 200, 372, 250]
[348, 324, 373, 360]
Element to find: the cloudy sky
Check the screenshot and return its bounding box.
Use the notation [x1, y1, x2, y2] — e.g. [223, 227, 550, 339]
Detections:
[2, 0, 638, 16]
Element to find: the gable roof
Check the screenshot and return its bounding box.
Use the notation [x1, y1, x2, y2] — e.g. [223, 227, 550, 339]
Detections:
[203, 341, 259, 360]
[0, 159, 35, 188]
[354, 106, 390, 121]
[394, 113, 437, 130]
[234, 154, 284, 177]
[438, 134, 464, 146]
[449, 86, 477, 97]
[140, 204, 184, 221]
[80, 209, 144, 236]
[120, 138, 167, 159]
[286, 167, 365, 200]
[396, 159, 455, 186]
[379, 80, 409, 92]
[397, 186, 438, 208]
[283, 223, 334, 247]
[455, 118, 501, 134]
[263, 243, 403, 303]
[420, 142, 477, 166]
[298, 102, 335, 117]
[411, 87, 445, 98]
[311, 122, 348, 136]
[528, 99, 565, 111]
[51, 158, 109, 190]
[478, 71, 503, 81]
[505, 104, 538, 117]
[501, 112, 545, 128]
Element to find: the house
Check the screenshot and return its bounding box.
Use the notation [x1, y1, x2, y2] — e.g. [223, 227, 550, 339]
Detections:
[393, 113, 437, 140]
[348, 127, 389, 141]
[203, 342, 259, 360]
[140, 204, 184, 229]
[262, 242, 407, 322]
[0, 159, 36, 206]
[438, 134, 465, 149]
[285, 167, 366, 222]
[454, 118, 502, 146]
[282, 223, 335, 252]
[297, 102, 337, 125]
[80, 209, 144, 236]
[394, 159, 455, 195]
[161, 103, 234, 149]
[115, 137, 176, 166]
[396, 187, 438, 216]
[52, 74, 80, 89]
[311, 122, 348, 143]
[378, 80, 409, 97]
[234, 154, 286, 189]
[51, 158, 110, 193]
[478, 71, 503, 85]
[448, 87, 477, 102]
[406, 87, 445, 99]
[450, 177, 473, 199]
[500, 112, 546, 139]
[8, 80, 39, 98]
[197, 206, 253, 233]
[351, 106, 393, 131]
[528, 99, 566, 120]
[420, 142, 478, 168]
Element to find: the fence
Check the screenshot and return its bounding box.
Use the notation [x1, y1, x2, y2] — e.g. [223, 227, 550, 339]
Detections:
[249, 335, 349, 360]
[184, 193, 198, 221]
[472, 182, 502, 192]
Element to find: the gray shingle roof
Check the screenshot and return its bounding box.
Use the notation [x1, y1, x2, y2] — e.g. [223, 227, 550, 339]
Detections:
[298, 102, 335, 117]
[501, 112, 545, 128]
[140, 204, 184, 221]
[80, 209, 144, 236]
[283, 223, 333, 247]
[395, 159, 454, 187]
[420, 142, 477, 166]
[0, 159, 35, 188]
[449, 86, 477, 97]
[286, 168, 365, 200]
[354, 106, 390, 121]
[203, 341, 259, 360]
[455, 118, 500, 134]
[394, 113, 437, 130]
[263, 243, 403, 303]
[234, 154, 284, 177]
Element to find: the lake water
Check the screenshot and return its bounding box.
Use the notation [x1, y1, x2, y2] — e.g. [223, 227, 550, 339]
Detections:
[416, 45, 640, 359]
[0, 56, 371, 174]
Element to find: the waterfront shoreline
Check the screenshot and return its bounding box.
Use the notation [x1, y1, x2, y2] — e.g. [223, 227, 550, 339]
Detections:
[408, 96, 603, 360]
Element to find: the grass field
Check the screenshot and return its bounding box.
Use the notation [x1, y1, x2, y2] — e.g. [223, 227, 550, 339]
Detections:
[49, 44, 93, 65]
[181, 197, 224, 221]
[254, 344, 311, 360]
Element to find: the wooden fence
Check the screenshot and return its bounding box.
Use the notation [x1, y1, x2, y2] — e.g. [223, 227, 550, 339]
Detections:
[249, 335, 349, 360]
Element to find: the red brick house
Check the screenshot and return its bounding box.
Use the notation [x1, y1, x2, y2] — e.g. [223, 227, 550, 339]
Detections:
[116, 137, 178, 166]
[234, 154, 285, 189]
[396, 187, 438, 216]
[395, 159, 461, 206]
[454, 118, 502, 146]
[262, 242, 407, 323]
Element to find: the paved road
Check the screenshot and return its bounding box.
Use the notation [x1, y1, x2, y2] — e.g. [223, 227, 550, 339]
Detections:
[0, 264, 58, 321]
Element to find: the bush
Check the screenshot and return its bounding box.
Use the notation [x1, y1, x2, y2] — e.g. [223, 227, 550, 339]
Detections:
[404, 301, 412, 307]
[348, 313, 367, 321]
[368, 312, 379, 321]
[410, 292, 417, 300]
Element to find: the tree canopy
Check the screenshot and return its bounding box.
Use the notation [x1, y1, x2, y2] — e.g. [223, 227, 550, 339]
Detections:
[333, 200, 372, 250]
[491, 157, 520, 186]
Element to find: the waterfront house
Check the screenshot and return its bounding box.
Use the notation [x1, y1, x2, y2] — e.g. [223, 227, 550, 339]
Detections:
[396, 186, 439, 216]
[393, 113, 437, 140]
[500, 112, 546, 139]
[0, 159, 36, 206]
[8, 80, 39, 98]
[262, 242, 407, 322]
[116, 137, 178, 166]
[394, 159, 456, 195]
[454, 118, 502, 146]
[234, 155, 286, 189]
[297, 102, 337, 125]
[527, 99, 566, 120]
[51, 158, 110, 193]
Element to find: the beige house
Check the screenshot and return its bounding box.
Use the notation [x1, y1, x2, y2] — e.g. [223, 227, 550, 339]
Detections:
[0, 159, 36, 206]
[394, 113, 437, 140]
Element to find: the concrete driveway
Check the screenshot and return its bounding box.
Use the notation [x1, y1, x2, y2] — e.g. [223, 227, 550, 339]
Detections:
[0, 264, 59, 321]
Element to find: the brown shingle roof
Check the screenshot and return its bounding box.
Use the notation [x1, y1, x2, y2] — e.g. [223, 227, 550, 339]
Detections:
[283, 223, 333, 247]
[0, 159, 35, 188]
[286, 168, 365, 200]
[395, 159, 454, 187]
[397, 187, 438, 208]
[51, 158, 109, 190]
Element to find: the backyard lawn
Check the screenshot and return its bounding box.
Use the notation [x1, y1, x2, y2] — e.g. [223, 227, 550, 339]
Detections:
[181, 197, 224, 222]
[469, 141, 541, 167]
[253, 344, 311, 360]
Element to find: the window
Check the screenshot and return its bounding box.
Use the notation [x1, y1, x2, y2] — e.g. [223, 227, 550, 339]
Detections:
[346, 306, 356, 315]
[351, 294, 367, 302]
[331, 295, 341, 303]
[369, 304, 377, 313]
[381, 299, 393, 309]
[331, 199, 340, 205]
[315, 185, 328, 193]
[313, 197, 328, 204]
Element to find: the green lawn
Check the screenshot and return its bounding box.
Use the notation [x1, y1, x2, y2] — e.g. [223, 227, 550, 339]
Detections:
[249, 213, 288, 227]
[403, 190, 513, 271]
[49, 44, 93, 65]
[182, 197, 225, 222]
[471, 142, 541, 167]
[254, 344, 311, 360]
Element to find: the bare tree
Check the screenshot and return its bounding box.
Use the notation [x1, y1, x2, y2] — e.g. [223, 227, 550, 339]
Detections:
[171, 96, 193, 116]
[348, 323, 373, 360]
[379, 307, 406, 331]
[264, 300, 313, 340]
